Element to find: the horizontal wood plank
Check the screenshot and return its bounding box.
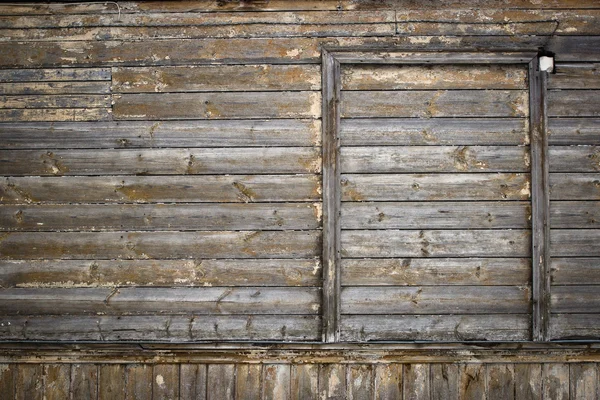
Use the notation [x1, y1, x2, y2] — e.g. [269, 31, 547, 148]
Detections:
[549, 63, 600, 89]
[341, 314, 530, 341]
[549, 146, 600, 172]
[341, 286, 531, 314]
[113, 65, 321, 92]
[341, 173, 531, 201]
[0, 82, 110, 95]
[0, 175, 321, 204]
[551, 285, 600, 313]
[0, 203, 321, 231]
[548, 118, 600, 145]
[0, 259, 322, 288]
[341, 90, 528, 118]
[550, 229, 600, 257]
[550, 201, 600, 228]
[341, 146, 530, 173]
[550, 173, 600, 200]
[340, 118, 529, 146]
[341, 258, 531, 286]
[341, 229, 531, 258]
[342, 64, 527, 90]
[0, 94, 110, 108]
[548, 90, 600, 117]
[341, 201, 530, 229]
[0, 148, 321, 176]
[0, 108, 110, 122]
[550, 314, 600, 340]
[0, 230, 321, 259]
[551, 258, 600, 285]
[0, 68, 110, 82]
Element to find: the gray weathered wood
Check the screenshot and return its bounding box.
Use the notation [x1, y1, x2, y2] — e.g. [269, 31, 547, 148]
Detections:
[99, 364, 126, 400]
[341, 173, 531, 201]
[549, 90, 600, 117]
[207, 364, 235, 400]
[487, 364, 514, 400]
[0, 67, 110, 82]
[550, 229, 600, 256]
[341, 229, 531, 258]
[235, 364, 261, 400]
[550, 201, 600, 228]
[551, 258, 600, 285]
[551, 285, 600, 313]
[341, 90, 528, 118]
[0, 94, 110, 108]
[548, 118, 600, 145]
[125, 365, 152, 400]
[542, 364, 570, 400]
[180, 364, 207, 400]
[0, 81, 110, 95]
[549, 146, 600, 172]
[263, 364, 291, 400]
[113, 91, 320, 120]
[549, 63, 600, 89]
[43, 364, 70, 400]
[342, 258, 530, 286]
[291, 364, 318, 400]
[341, 146, 530, 173]
[403, 364, 429, 400]
[431, 364, 458, 400]
[0, 108, 110, 122]
[0, 147, 321, 176]
[71, 364, 98, 400]
[328, 50, 539, 65]
[340, 118, 529, 146]
[570, 363, 597, 400]
[550, 314, 600, 340]
[458, 364, 485, 400]
[15, 364, 42, 400]
[348, 364, 372, 400]
[341, 286, 530, 314]
[514, 364, 542, 400]
[0, 364, 14, 400]
[318, 364, 346, 400]
[153, 364, 179, 400]
[550, 173, 600, 200]
[374, 364, 402, 400]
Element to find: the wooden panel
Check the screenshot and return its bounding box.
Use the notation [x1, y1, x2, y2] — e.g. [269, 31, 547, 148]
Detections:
[0, 259, 321, 288]
[318, 364, 346, 400]
[1, 175, 321, 204]
[550, 314, 600, 339]
[542, 364, 570, 400]
[431, 364, 458, 400]
[0, 108, 110, 122]
[341, 201, 530, 229]
[374, 364, 402, 400]
[113, 65, 320, 92]
[15, 364, 42, 400]
[341, 173, 531, 201]
[342, 258, 530, 286]
[263, 364, 291, 400]
[548, 118, 600, 145]
[0, 203, 320, 231]
[487, 364, 515, 400]
[548, 90, 600, 117]
[0, 147, 321, 176]
[43, 364, 70, 400]
[514, 364, 542, 400]
[342, 64, 527, 90]
[348, 364, 372, 400]
[125, 365, 152, 400]
[550, 229, 600, 256]
[0, 119, 321, 149]
[550, 146, 600, 172]
[291, 364, 318, 400]
[341, 90, 528, 118]
[0, 81, 110, 95]
[153, 364, 179, 400]
[549, 63, 600, 89]
[551, 285, 600, 312]
[403, 364, 429, 400]
[340, 118, 529, 146]
[207, 364, 235, 400]
[341, 229, 531, 258]
[341, 146, 529, 173]
[71, 364, 98, 400]
[551, 258, 600, 285]
[113, 92, 320, 120]
[0, 230, 321, 259]
[99, 365, 126, 400]
[570, 363, 597, 400]
[550, 201, 600, 228]
[0, 67, 110, 82]
[341, 286, 530, 314]
[0, 364, 14, 400]
[458, 364, 485, 400]
[235, 364, 261, 400]
[550, 173, 600, 200]
[180, 364, 207, 400]
[0, 94, 110, 108]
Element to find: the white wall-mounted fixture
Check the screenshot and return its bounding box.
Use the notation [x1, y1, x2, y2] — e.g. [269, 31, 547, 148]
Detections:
[540, 56, 554, 73]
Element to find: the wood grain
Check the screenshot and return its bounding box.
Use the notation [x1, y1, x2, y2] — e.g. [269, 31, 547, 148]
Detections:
[71, 364, 98, 400]
[99, 365, 125, 400]
[0, 67, 110, 82]
[542, 364, 570, 400]
[549, 146, 600, 172]
[403, 364, 429, 400]
[549, 90, 600, 117]
[550, 314, 600, 340]
[551, 285, 600, 313]
[550, 201, 600, 228]
[153, 364, 179, 400]
[550, 173, 600, 200]
[43, 364, 70, 400]
[235, 364, 261, 400]
[125, 365, 152, 400]
[551, 258, 600, 285]
[548, 118, 600, 145]
[549, 63, 600, 89]
[0, 108, 110, 122]
[180, 364, 207, 400]
[0, 94, 110, 108]
[550, 229, 600, 256]
[291, 364, 318, 400]
[431, 364, 458, 400]
[0, 81, 110, 95]
[207, 364, 235, 400]
[514, 364, 542, 400]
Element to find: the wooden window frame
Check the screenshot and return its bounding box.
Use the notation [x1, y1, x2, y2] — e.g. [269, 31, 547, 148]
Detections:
[321, 49, 550, 343]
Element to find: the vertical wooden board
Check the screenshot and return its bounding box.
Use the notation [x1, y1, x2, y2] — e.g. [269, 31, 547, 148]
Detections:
[374, 364, 402, 400]
[153, 364, 179, 400]
[542, 364, 569, 400]
[318, 364, 346, 400]
[125, 364, 152, 400]
[290, 364, 318, 400]
[44, 364, 70, 400]
[263, 364, 290, 400]
[207, 364, 235, 400]
[458, 364, 485, 400]
[99, 364, 126, 400]
[570, 364, 597, 400]
[15, 364, 43, 400]
[431, 364, 458, 400]
[403, 364, 430, 400]
[180, 364, 207, 400]
[348, 364, 372, 400]
[235, 364, 260, 400]
[514, 364, 542, 400]
[71, 364, 98, 400]
[487, 364, 514, 400]
[0, 364, 14, 400]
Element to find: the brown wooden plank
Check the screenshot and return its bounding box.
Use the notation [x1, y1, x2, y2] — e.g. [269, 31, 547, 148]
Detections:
[1, 174, 321, 204]
[71, 364, 98, 400]
[550, 229, 600, 257]
[113, 65, 320, 92]
[341, 173, 531, 201]
[341, 229, 531, 258]
[548, 118, 600, 145]
[113, 91, 320, 120]
[542, 364, 570, 400]
[514, 364, 542, 400]
[341, 201, 530, 229]
[487, 364, 514, 400]
[551, 258, 600, 285]
[0, 94, 110, 108]
[0, 259, 321, 288]
[15, 364, 43, 400]
[551, 285, 600, 313]
[99, 365, 126, 400]
[431, 364, 458, 400]
[318, 364, 346, 400]
[153, 364, 179, 400]
[550, 201, 600, 228]
[550, 314, 600, 340]
[43, 364, 70, 400]
[0, 364, 15, 400]
[340, 118, 529, 146]
[0, 119, 321, 149]
[125, 364, 152, 400]
[373, 364, 401, 400]
[0, 203, 320, 231]
[0, 108, 110, 122]
[549, 146, 600, 172]
[0, 67, 110, 82]
[342, 258, 530, 286]
[348, 364, 372, 400]
[458, 364, 485, 400]
[342, 64, 527, 90]
[0, 147, 321, 176]
[550, 64, 600, 89]
[341, 146, 530, 173]
[0, 230, 321, 259]
[207, 364, 235, 400]
[550, 173, 600, 200]
[0, 82, 110, 95]
[549, 90, 600, 117]
[290, 364, 318, 400]
[341, 90, 528, 118]
[180, 364, 207, 400]
[263, 364, 291, 400]
[570, 363, 597, 400]
[403, 364, 429, 400]
[235, 364, 261, 400]
[341, 286, 530, 315]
